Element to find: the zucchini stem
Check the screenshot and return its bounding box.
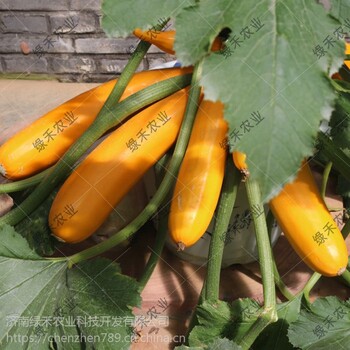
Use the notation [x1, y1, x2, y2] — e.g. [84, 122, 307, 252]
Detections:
[340, 269, 350, 287]
[301, 272, 321, 307]
[0, 167, 53, 193]
[204, 159, 241, 301]
[238, 178, 277, 349]
[239, 308, 277, 350]
[138, 153, 172, 291]
[137, 200, 169, 291]
[272, 259, 294, 301]
[266, 210, 294, 301]
[245, 180, 276, 309]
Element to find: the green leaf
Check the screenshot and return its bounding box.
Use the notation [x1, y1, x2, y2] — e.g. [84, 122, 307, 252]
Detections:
[175, 0, 344, 200]
[288, 296, 350, 350]
[188, 299, 260, 347]
[0, 224, 41, 259]
[67, 259, 141, 349]
[101, 0, 196, 37]
[253, 295, 302, 350]
[14, 190, 57, 256]
[0, 229, 141, 349]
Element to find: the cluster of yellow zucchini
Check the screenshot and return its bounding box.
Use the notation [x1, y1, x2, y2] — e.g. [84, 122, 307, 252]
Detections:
[0, 29, 348, 277]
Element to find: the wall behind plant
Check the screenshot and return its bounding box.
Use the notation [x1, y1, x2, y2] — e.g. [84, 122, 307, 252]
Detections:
[0, 0, 174, 82]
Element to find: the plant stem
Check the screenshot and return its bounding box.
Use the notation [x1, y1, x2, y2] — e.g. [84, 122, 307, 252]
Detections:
[317, 132, 350, 182]
[266, 210, 294, 301]
[138, 200, 170, 291]
[64, 62, 203, 267]
[245, 180, 276, 309]
[321, 161, 332, 199]
[340, 269, 350, 287]
[272, 260, 294, 301]
[99, 19, 169, 114]
[0, 74, 192, 227]
[100, 43, 150, 114]
[238, 178, 277, 349]
[239, 308, 277, 350]
[138, 153, 172, 291]
[204, 160, 241, 301]
[0, 167, 54, 194]
[302, 272, 321, 306]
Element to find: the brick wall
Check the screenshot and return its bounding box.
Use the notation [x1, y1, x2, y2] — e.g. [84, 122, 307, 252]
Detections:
[0, 0, 174, 82]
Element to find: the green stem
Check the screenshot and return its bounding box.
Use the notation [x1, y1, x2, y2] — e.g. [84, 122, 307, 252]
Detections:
[317, 132, 350, 182]
[266, 210, 294, 301]
[0, 74, 192, 227]
[245, 180, 276, 309]
[97, 18, 168, 114]
[321, 161, 332, 199]
[302, 272, 321, 306]
[64, 63, 203, 267]
[340, 269, 350, 287]
[272, 260, 294, 301]
[100, 43, 150, 114]
[0, 167, 53, 193]
[204, 160, 241, 301]
[239, 309, 277, 350]
[98, 21, 167, 113]
[138, 199, 170, 291]
[138, 152, 172, 290]
[238, 179, 277, 349]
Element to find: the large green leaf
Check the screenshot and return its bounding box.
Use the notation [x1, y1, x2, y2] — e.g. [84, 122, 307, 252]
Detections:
[0, 226, 141, 350]
[175, 0, 345, 200]
[288, 296, 350, 350]
[100, 0, 347, 200]
[101, 0, 196, 37]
